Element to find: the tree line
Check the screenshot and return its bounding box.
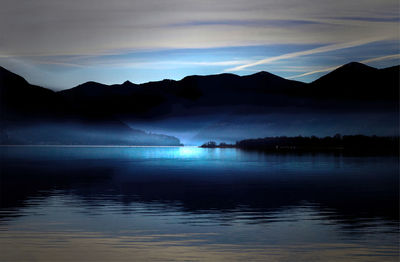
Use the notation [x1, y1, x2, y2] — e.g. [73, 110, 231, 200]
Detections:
[201, 134, 399, 154]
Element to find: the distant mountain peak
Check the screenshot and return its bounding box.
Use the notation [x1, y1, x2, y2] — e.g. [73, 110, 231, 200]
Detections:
[78, 81, 104, 86]
[309, 62, 399, 99]
[252, 71, 272, 76]
[242, 71, 288, 83]
[122, 80, 133, 85]
[312, 62, 378, 85]
[338, 61, 377, 72]
[344, 61, 366, 67]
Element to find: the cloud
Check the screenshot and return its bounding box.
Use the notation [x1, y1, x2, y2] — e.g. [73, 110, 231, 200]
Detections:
[225, 37, 390, 71]
[0, 0, 398, 56]
[1, 0, 398, 89]
[167, 19, 325, 28]
[361, 54, 400, 64]
[286, 65, 342, 79]
[30, 57, 251, 69]
[287, 53, 400, 79]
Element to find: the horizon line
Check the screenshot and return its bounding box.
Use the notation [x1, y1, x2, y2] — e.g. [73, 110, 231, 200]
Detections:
[0, 145, 188, 148]
[3, 60, 398, 92]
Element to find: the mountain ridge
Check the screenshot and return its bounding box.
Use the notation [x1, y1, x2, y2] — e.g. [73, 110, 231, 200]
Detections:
[0, 62, 398, 145]
[2, 62, 397, 95]
[2, 62, 398, 113]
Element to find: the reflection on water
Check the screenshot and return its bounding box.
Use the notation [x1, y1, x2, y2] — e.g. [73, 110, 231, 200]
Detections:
[0, 147, 399, 261]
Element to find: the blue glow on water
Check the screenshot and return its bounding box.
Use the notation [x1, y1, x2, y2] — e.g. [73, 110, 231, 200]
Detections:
[0, 146, 398, 261]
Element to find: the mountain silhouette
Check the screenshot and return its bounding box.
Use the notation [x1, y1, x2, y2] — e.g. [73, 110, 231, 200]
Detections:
[0, 62, 398, 144]
[308, 62, 399, 99]
[0, 66, 57, 117]
[54, 62, 398, 115]
[0, 67, 181, 145]
[54, 70, 306, 118]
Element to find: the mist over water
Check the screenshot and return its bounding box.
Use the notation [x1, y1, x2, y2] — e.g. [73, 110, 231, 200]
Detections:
[0, 146, 398, 261]
[2, 122, 182, 146]
[127, 110, 399, 145]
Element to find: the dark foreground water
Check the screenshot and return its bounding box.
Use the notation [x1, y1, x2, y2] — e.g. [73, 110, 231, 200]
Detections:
[0, 146, 398, 261]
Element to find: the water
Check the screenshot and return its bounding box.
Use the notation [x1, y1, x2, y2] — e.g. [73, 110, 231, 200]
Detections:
[0, 146, 398, 261]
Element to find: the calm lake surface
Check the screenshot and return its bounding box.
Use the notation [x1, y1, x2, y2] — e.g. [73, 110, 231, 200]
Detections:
[0, 146, 398, 261]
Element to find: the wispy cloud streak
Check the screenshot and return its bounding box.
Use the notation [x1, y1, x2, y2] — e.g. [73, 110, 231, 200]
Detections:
[287, 54, 400, 79]
[225, 37, 389, 72]
[361, 54, 400, 64]
[30, 58, 251, 69]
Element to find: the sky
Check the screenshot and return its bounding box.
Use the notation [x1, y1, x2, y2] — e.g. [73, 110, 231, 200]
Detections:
[0, 0, 399, 90]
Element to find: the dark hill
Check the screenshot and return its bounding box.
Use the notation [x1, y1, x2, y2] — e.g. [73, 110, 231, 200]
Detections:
[0, 67, 181, 145]
[0, 66, 57, 116]
[2, 62, 398, 117]
[242, 71, 304, 91]
[309, 62, 399, 99]
[55, 62, 398, 116]
[0, 62, 398, 144]
[56, 71, 305, 116]
[60, 71, 305, 109]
